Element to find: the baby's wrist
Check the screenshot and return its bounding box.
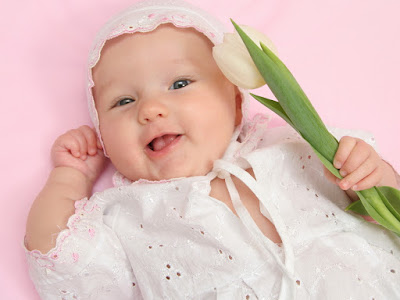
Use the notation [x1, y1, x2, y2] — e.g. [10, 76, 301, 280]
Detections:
[380, 161, 399, 189]
[49, 167, 94, 198]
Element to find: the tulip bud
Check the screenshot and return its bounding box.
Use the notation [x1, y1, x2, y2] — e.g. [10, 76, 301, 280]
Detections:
[212, 25, 277, 89]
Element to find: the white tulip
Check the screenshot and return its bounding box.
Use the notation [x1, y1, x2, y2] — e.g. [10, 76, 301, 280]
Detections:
[212, 25, 277, 90]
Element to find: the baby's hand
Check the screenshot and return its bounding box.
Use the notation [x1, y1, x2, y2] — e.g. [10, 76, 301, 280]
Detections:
[51, 125, 106, 183]
[324, 136, 398, 192]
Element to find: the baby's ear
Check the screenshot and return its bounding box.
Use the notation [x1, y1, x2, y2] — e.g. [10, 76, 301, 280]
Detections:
[234, 86, 243, 126]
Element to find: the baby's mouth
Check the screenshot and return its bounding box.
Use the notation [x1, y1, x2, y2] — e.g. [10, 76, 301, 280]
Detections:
[148, 134, 182, 151]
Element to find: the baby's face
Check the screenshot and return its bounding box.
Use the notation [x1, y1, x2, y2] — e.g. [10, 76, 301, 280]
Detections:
[92, 24, 241, 181]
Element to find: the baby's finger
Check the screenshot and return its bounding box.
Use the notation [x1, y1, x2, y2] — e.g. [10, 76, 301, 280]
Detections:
[96, 138, 103, 150]
[79, 125, 98, 156]
[56, 133, 81, 157]
[349, 166, 383, 191]
[334, 136, 357, 169]
[323, 166, 338, 184]
[338, 156, 377, 190]
[70, 129, 88, 160]
[339, 140, 370, 177]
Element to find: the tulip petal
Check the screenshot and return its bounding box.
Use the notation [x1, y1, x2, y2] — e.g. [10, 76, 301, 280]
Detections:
[223, 33, 247, 51]
[239, 25, 278, 55]
[213, 43, 265, 89]
[213, 24, 278, 90]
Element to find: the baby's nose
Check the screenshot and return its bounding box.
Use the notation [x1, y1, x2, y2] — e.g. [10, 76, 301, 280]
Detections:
[138, 99, 169, 124]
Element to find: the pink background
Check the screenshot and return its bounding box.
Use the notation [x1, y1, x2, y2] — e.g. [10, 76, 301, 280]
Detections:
[1, 0, 399, 298]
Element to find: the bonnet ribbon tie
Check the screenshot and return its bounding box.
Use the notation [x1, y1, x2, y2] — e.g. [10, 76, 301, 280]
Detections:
[211, 159, 296, 300]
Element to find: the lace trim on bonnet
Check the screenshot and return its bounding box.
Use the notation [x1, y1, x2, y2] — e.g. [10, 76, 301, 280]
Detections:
[85, 0, 270, 185]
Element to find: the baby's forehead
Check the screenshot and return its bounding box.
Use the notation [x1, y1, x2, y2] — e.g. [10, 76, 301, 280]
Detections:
[92, 24, 218, 97]
[93, 24, 215, 75]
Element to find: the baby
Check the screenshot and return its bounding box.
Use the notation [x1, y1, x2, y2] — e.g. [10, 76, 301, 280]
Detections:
[25, 0, 400, 299]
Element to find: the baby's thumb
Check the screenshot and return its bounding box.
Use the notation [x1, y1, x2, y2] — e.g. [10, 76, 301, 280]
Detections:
[323, 166, 339, 185]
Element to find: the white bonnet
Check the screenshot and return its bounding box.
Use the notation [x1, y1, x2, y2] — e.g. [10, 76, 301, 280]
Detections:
[86, 0, 253, 155]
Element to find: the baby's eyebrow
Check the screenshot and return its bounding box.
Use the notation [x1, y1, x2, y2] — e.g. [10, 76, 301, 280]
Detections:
[92, 79, 119, 106]
[95, 78, 117, 96]
[171, 58, 192, 65]
[96, 74, 114, 89]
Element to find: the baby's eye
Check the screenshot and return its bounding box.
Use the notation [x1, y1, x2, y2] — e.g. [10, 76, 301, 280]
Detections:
[169, 79, 191, 90]
[115, 98, 135, 107]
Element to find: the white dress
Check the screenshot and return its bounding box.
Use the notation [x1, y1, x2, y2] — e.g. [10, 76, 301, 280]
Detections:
[25, 124, 400, 300]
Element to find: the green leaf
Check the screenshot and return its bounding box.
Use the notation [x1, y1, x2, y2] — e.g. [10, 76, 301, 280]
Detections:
[230, 20, 400, 236]
[259, 42, 318, 117]
[231, 20, 338, 162]
[250, 94, 295, 128]
[378, 186, 400, 214]
[309, 144, 341, 179]
[346, 200, 370, 216]
[356, 192, 396, 231]
[376, 186, 400, 221]
[310, 142, 400, 235]
[356, 188, 400, 235]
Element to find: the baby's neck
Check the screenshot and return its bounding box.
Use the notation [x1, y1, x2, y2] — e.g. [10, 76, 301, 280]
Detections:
[209, 169, 282, 244]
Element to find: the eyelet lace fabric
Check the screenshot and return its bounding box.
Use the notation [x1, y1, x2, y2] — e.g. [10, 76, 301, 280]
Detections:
[25, 124, 400, 299]
[24, 197, 140, 299]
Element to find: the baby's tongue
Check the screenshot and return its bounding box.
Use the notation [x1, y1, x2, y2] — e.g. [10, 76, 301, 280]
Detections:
[151, 134, 177, 151]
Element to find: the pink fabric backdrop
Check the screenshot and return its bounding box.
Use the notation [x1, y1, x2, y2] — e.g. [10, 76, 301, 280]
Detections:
[1, 0, 399, 298]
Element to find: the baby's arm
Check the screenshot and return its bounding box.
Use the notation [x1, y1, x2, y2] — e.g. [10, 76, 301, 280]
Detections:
[25, 126, 105, 253]
[324, 136, 400, 201]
